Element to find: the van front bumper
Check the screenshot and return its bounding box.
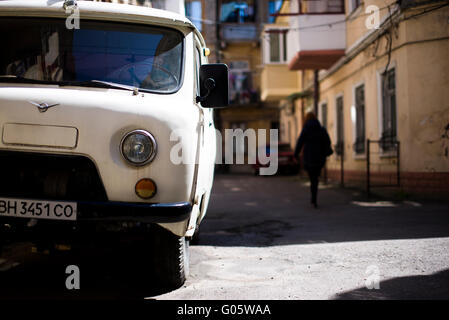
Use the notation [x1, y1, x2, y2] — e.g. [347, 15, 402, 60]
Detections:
[77, 200, 193, 223]
[0, 200, 193, 248]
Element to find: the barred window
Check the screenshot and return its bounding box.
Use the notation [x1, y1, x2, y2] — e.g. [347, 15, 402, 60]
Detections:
[336, 96, 344, 156]
[381, 68, 397, 151]
[354, 84, 365, 154]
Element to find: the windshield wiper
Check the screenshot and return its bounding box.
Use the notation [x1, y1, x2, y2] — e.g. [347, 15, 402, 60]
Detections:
[0, 76, 139, 94]
[0, 75, 58, 85]
[59, 80, 138, 93]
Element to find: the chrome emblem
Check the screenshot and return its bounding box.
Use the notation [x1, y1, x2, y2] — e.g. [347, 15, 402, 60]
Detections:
[28, 101, 60, 113]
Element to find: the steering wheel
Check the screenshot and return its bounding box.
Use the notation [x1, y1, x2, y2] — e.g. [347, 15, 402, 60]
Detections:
[115, 61, 178, 90]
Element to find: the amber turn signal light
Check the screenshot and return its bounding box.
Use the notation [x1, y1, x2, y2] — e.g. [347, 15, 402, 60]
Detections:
[135, 178, 157, 199]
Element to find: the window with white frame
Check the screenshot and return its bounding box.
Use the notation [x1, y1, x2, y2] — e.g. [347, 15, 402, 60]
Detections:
[264, 29, 288, 64]
[354, 84, 365, 154]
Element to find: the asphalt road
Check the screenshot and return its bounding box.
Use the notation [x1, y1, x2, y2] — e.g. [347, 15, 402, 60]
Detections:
[1, 169, 449, 300]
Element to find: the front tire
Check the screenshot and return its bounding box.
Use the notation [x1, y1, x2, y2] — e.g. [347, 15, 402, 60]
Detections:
[149, 224, 190, 289]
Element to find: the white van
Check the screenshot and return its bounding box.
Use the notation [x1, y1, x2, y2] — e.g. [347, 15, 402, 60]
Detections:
[0, 0, 228, 288]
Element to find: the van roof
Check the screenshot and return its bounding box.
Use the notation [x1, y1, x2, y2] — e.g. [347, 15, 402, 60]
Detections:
[0, 0, 205, 46]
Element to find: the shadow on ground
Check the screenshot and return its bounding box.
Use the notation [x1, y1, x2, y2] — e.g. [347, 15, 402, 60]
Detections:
[0, 240, 175, 300]
[334, 269, 449, 300]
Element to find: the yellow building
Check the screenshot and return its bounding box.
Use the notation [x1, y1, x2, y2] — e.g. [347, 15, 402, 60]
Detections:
[265, 0, 449, 194]
[320, 0, 449, 194]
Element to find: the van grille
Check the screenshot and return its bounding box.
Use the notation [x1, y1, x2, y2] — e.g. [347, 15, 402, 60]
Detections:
[0, 150, 107, 202]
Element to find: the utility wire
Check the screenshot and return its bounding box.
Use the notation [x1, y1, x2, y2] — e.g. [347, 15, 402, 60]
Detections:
[187, 2, 396, 32]
[188, 0, 449, 34]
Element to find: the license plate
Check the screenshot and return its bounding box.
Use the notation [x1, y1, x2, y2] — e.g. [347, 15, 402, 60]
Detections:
[0, 197, 77, 221]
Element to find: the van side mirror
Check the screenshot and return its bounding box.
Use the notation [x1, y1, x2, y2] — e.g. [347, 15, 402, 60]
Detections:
[197, 64, 229, 108]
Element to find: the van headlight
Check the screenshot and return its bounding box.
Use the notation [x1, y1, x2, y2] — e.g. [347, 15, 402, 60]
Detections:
[120, 130, 157, 166]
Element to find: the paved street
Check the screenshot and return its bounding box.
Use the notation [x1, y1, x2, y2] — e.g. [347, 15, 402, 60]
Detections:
[1, 169, 449, 300]
[156, 169, 449, 300]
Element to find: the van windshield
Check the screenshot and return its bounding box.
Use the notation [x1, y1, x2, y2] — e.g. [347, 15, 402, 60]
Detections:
[0, 18, 184, 93]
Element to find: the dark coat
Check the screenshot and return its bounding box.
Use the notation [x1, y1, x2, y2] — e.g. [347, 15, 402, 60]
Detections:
[294, 119, 331, 170]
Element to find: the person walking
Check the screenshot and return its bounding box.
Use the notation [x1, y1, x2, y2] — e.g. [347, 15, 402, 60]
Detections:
[294, 112, 332, 208]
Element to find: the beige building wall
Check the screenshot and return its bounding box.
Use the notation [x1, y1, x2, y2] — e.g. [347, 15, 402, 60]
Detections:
[403, 5, 449, 172]
[261, 65, 301, 102]
[320, 3, 449, 192]
[345, 0, 398, 49]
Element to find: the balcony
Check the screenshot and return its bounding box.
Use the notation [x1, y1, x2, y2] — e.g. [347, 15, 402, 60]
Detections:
[219, 0, 258, 42]
[286, 0, 346, 70]
[221, 24, 258, 42]
[261, 64, 300, 102]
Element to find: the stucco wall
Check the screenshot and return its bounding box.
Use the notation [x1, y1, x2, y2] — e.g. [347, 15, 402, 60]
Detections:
[261, 65, 301, 101]
[320, 5, 449, 177]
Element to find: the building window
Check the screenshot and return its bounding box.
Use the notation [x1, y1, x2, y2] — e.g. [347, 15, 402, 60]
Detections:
[349, 0, 361, 13]
[220, 0, 256, 23]
[306, 0, 345, 14]
[381, 68, 397, 151]
[271, 121, 280, 130]
[270, 33, 280, 62]
[287, 120, 292, 144]
[268, 0, 284, 23]
[185, 0, 202, 32]
[321, 102, 328, 129]
[336, 96, 344, 155]
[354, 84, 365, 154]
[264, 29, 288, 64]
[228, 61, 257, 105]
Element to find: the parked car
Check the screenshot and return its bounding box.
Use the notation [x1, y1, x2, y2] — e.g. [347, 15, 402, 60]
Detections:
[253, 142, 300, 175]
[0, 0, 228, 288]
